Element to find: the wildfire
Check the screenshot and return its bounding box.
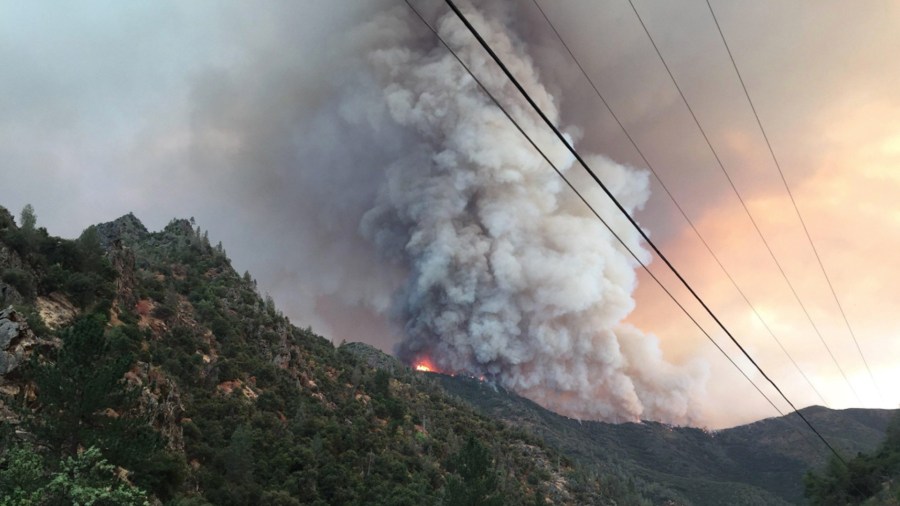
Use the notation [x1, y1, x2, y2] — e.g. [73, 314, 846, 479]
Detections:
[413, 357, 437, 373]
[411, 357, 487, 382]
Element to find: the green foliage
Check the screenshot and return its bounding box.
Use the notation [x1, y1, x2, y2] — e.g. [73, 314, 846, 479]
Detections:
[20, 306, 50, 337]
[0, 213, 115, 310]
[21, 314, 182, 499]
[28, 315, 142, 456]
[0, 211, 636, 505]
[19, 204, 36, 232]
[2, 268, 34, 300]
[806, 413, 900, 505]
[0, 444, 149, 506]
[0, 444, 44, 504]
[443, 437, 504, 506]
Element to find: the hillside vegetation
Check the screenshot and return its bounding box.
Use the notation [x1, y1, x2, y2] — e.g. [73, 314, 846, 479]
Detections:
[1, 204, 896, 505]
[436, 360, 898, 505]
[0, 206, 647, 505]
[805, 413, 900, 505]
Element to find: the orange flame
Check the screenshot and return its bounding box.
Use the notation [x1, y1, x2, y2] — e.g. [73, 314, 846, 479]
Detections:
[413, 357, 437, 373]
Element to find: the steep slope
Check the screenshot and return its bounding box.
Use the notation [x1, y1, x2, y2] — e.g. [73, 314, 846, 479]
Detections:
[2, 206, 892, 505]
[435, 374, 897, 505]
[0, 208, 648, 505]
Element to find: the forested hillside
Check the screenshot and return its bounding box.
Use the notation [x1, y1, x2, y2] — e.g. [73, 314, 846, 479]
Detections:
[1, 205, 896, 505]
[805, 413, 900, 505]
[0, 206, 648, 505]
[436, 355, 899, 505]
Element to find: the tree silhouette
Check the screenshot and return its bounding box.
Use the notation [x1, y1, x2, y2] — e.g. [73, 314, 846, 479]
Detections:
[443, 436, 505, 506]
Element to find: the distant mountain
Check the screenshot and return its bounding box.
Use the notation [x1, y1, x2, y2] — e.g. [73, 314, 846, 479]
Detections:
[435, 373, 897, 505]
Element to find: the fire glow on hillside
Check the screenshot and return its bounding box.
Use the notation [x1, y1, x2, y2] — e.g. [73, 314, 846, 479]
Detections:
[411, 356, 489, 382]
[414, 357, 437, 373]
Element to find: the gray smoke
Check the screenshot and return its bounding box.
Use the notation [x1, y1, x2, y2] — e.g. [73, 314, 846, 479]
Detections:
[77, 0, 707, 423]
[9, 0, 898, 427]
[352, 5, 708, 423]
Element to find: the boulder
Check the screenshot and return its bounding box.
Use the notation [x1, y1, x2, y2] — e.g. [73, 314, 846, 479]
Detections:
[0, 307, 19, 350]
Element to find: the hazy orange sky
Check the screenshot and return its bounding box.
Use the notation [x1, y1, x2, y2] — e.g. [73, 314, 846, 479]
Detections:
[2, 0, 898, 428]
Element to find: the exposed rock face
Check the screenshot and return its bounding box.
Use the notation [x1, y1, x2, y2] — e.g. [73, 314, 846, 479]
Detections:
[35, 293, 77, 330]
[0, 283, 24, 307]
[0, 307, 58, 379]
[0, 242, 32, 306]
[96, 212, 143, 316]
[0, 307, 26, 375]
[95, 212, 148, 250]
[126, 362, 186, 453]
[0, 309, 19, 348]
[215, 379, 258, 400]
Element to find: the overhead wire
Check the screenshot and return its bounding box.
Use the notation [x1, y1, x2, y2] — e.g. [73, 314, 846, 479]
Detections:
[624, 0, 863, 404]
[529, 0, 830, 407]
[400, 0, 785, 421]
[439, 0, 849, 464]
[703, 0, 883, 402]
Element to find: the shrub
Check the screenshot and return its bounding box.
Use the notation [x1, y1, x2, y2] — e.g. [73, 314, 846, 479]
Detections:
[1, 268, 34, 299]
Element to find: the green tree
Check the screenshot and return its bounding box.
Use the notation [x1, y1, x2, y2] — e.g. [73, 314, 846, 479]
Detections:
[443, 437, 505, 506]
[29, 315, 144, 456]
[0, 444, 149, 506]
[806, 413, 900, 505]
[225, 425, 255, 483]
[26, 315, 166, 479]
[0, 444, 44, 504]
[19, 204, 36, 231]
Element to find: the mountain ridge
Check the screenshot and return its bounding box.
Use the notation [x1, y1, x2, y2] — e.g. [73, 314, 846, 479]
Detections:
[432, 371, 897, 504]
[0, 207, 894, 505]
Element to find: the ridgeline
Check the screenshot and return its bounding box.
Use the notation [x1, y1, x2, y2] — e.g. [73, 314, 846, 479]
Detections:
[0, 206, 895, 505]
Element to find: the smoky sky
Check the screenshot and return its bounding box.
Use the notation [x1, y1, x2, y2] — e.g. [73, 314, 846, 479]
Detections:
[3, 0, 899, 427]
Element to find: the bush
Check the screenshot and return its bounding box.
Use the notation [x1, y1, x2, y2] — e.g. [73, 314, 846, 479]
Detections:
[2, 268, 34, 300]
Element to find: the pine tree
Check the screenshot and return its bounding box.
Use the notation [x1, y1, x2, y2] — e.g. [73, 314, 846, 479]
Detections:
[19, 204, 36, 231]
[27, 314, 161, 467]
[443, 437, 505, 506]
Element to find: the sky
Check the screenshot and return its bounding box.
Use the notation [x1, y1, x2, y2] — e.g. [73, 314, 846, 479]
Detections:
[2, 0, 899, 429]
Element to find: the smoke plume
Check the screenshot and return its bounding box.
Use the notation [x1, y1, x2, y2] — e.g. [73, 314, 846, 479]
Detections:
[353, 5, 707, 423]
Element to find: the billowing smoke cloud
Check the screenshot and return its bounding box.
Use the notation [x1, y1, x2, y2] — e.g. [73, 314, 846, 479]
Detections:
[353, 5, 707, 423]
[1, 0, 708, 423]
[8, 0, 900, 427]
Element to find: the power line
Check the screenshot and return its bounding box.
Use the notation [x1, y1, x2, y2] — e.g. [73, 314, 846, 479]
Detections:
[703, 0, 883, 402]
[401, 0, 786, 423]
[530, 0, 830, 407]
[624, 0, 863, 404]
[440, 0, 848, 464]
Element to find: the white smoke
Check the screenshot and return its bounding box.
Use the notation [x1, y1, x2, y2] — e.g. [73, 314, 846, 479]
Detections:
[356, 5, 708, 424]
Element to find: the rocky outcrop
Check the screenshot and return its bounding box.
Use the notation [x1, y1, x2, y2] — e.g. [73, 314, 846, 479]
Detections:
[0, 307, 59, 378]
[163, 218, 195, 237]
[0, 307, 28, 375]
[126, 362, 186, 453]
[35, 293, 77, 330]
[95, 213, 148, 250]
[0, 241, 33, 306]
[96, 214, 143, 315]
